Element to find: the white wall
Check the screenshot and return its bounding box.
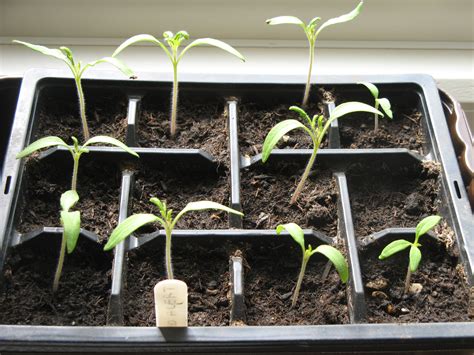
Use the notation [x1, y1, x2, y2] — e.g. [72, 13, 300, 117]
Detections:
[1, 0, 473, 123]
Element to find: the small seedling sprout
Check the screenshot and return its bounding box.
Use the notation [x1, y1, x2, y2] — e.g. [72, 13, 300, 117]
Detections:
[112, 31, 245, 137]
[13, 41, 136, 140]
[262, 102, 383, 204]
[378, 215, 442, 294]
[104, 198, 243, 279]
[266, 1, 363, 106]
[358, 82, 393, 131]
[16, 136, 138, 292]
[53, 189, 81, 292]
[16, 135, 139, 191]
[276, 223, 348, 307]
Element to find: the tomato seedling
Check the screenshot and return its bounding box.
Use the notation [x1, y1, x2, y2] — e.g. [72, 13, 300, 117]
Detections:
[276, 223, 348, 307]
[266, 1, 363, 106]
[112, 31, 245, 137]
[13, 40, 136, 140]
[104, 198, 243, 279]
[16, 135, 138, 191]
[262, 103, 382, 204]
[52, 190, 81, 292]
[358, 82, 393, 131]
[16, 136, 137, 292]
[378, 215, 442, 294]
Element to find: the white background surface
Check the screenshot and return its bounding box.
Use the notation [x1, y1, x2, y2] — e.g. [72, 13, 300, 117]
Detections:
[1, 0, 473, 122]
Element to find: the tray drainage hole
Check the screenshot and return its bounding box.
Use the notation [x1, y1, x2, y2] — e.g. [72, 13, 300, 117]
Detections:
[454, 180, 462, 199]
[3, 175, 11, 194]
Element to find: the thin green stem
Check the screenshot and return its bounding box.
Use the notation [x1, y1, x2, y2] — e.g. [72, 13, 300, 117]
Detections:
[165, 225, 174, 279]
[290, 138, 319, 204]
[404, 264, 412, 294]
[71, 154, 80, 191]
[74, 77, 89, 141]
[302, 41, 315, 107]
[374, 100, 380, 132]
[52, 232, 67, 293]
[170, 62, 179, 137]
[291, 253, 309, 307]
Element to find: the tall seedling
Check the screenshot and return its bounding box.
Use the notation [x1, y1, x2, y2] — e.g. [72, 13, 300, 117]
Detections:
[112, 31, 245, 136]
[262, 102, 382, 204]
[13, 41, 136, 140]
[16, 136, 138, 292]
[266, 1, 363, 106]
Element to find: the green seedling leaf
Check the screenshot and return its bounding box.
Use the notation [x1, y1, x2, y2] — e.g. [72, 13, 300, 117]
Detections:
[180, 201, 243, 215]
[61, 211, 81, 254]
[60, 47, 75, 63]
[16, 136, 69, 159]
[174, 201, 243, 227]
[329, 101, 384, 122]
[181, 38, 245, 62]
[409, 245, 422, 272]
[309, 17, 322, 27]
[83, 136, 139, 157]
[377, 98, 393, 119]
[358, 81, 379, 99]
[313, 244, 349, 283]
[274, 222, 349, 307]
[104, 214, 160, 251]
[113, 34, 165, 57]
[60, 190, 79, 212]
[266, 16, 305, 27]
[13, 40, 67, 61]
[262, 119, 309, 162]
[379, 239, 412, 259]
[84, 57, 136, 79]
[415, 215, 441, 239]
[276, 223, 305, 251]
[316, 1, 364, 36]
[150, 197, 165, 211]
[290, 106, 312, 126]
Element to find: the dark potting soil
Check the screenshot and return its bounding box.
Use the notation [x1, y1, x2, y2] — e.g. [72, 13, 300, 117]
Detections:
[361, 237, 470, 323]
[238, 101, 327, 157]
[348, 162, 440, 240]
[138, 96, 228, 164]
[132, 164, 230, 231]
[17, 157, 121, 243]
[339, 110, 424, 151]
[35, 86, 128, 141]
[124, 240, 231, 326]
[243, 240, 349, 325]
[241, 162, 338, 237]
[0, 237, 111, 326]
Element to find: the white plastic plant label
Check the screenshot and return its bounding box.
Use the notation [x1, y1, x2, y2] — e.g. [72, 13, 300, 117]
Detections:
[154, 279, 188, 327]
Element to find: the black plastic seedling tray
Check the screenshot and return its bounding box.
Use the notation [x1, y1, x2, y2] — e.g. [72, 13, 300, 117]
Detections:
[0, 69, 473, 352]
[0, 77, 22, 180]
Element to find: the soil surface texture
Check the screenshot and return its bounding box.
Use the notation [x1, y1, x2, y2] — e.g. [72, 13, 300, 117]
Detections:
[348, 162, 440, 240]
[243, 239, 349, 325]
[132, 164, 230, 231]
[238, 101, 327, 157]
[138, 96, 228, 164]
[17, 157, 121, 243]
[339, 110, 424, 151]
[361, 237, 470, 323]
[0, 237, 111, 325]
[124, 240, 231, 326]
[35, 86, 128, 141]
[241, 161, 338, 237]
